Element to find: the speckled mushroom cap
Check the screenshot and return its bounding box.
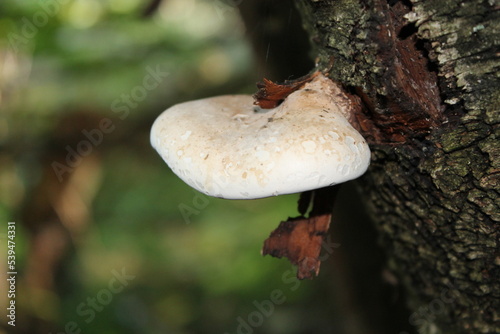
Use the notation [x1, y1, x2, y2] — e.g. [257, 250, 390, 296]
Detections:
[151, 74, 370, 199]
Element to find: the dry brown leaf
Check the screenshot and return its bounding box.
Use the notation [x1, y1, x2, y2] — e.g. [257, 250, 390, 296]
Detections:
[253, 71, 320, 109]
[262, 186, 339, 279]
[262, 213, 332, 279]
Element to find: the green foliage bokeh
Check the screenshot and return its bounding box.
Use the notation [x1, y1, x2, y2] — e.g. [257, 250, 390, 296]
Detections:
[0, 1, 340, 333]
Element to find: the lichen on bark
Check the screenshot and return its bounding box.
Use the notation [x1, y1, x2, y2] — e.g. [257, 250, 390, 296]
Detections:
[296, 0, 376, 89]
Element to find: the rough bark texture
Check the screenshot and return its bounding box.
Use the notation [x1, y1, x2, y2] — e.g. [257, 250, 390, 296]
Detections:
[295, 0, 499, 333]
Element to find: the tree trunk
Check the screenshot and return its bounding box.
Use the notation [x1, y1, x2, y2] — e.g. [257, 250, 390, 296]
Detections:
[292, 1, 499, 333]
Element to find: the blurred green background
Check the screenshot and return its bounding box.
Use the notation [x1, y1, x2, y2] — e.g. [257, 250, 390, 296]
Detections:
[0, 1, 395, 334]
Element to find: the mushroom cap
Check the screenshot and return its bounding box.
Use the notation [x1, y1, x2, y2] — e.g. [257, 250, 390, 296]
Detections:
[151, 78, 370, 199]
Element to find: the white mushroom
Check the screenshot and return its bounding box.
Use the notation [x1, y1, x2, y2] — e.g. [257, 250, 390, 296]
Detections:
[151, 73, 370, 199]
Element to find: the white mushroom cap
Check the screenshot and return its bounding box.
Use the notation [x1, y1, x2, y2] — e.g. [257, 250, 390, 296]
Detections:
[151, 74, 370, 199]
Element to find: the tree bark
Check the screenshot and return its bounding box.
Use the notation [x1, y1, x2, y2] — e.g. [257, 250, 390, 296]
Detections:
[293, 0, 499, 333]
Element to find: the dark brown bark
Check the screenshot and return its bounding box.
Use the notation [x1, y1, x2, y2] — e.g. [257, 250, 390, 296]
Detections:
[293, 0, 499, 333]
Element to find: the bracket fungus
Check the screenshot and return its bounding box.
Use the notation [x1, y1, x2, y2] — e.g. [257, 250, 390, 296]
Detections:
[151, 72, 371, 278]
[151, 73, 370, 199]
